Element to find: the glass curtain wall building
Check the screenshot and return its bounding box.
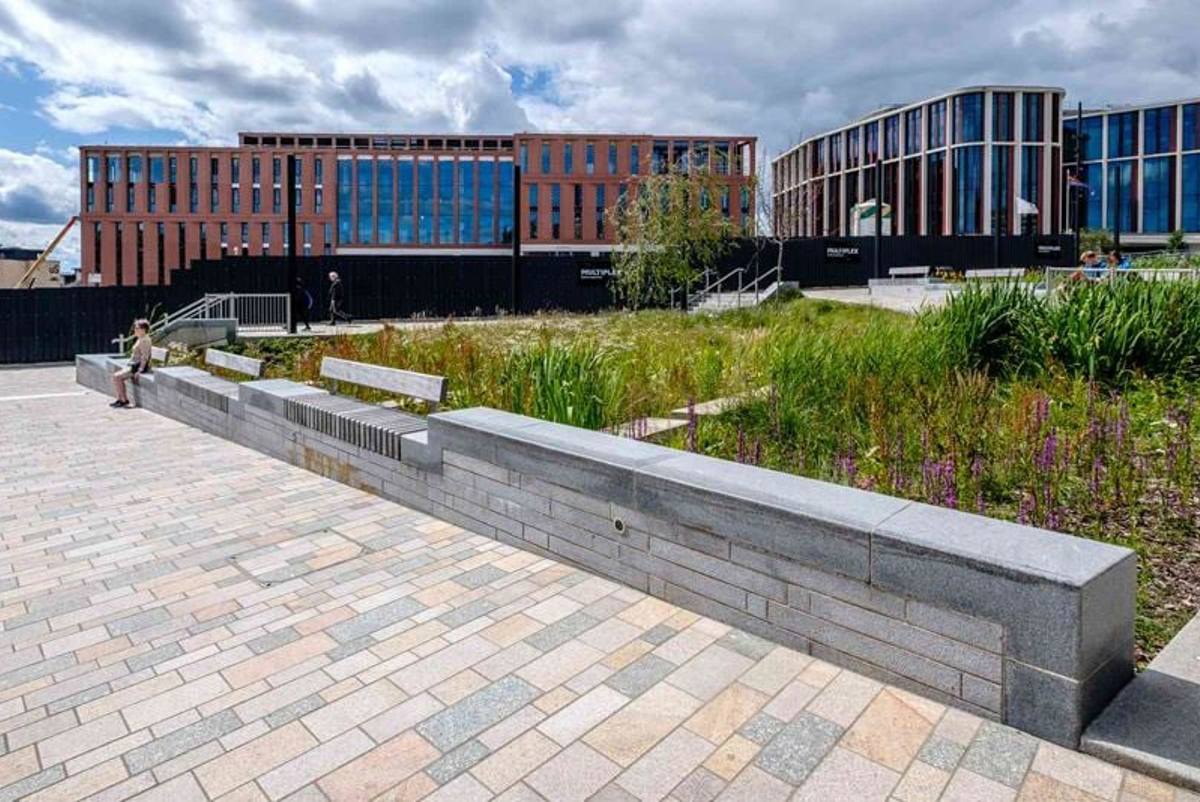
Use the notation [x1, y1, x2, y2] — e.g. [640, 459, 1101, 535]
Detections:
[1064, 97, 1200, 243]
[80, 130, 755, 286]
[772, 86, 1065, 237]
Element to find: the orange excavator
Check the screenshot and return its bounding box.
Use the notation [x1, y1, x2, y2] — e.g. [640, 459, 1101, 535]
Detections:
[17, 215, 78, 288]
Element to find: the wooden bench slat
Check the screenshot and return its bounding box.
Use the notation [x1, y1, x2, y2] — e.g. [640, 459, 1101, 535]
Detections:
[320, 357, 447, 406]
[889, 266, 931, 277]
[206, 348, 264, 378]
[150, 346, 170, 363]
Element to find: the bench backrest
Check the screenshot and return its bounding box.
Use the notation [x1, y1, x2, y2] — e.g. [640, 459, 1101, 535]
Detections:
[966, 268, 1025, 279]
[150, 346, 169, 363]
[320, 357, 448, 411]
[206, 348, 263, 378]
[889, 266, 930, 277]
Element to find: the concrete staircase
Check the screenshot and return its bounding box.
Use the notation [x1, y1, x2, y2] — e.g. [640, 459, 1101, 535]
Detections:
[690, 280, 782, 313]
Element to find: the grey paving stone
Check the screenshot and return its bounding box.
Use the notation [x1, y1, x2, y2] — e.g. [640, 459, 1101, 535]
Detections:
[425, 739, 491, 784]
[0, 653, 75, 692]
[524, 612, 600, 652]
[604, 654, 676, 698]
[671, 766, 726, 802]
[754, 711, 843, 785]
[738, 712, 787, 745]
[0, 765, 65, 802]
[326, 635, 376, 661]
[47, 683, 111, 715]
[918, 735, 966, 771]
[386, 554, 436, 577]
[591, 784, 640, 801]
[103, 561, 178, 590]
[123, 709, 243, 774]
[456, 565, 508, 589]
[247, 627, 301, 655]
[326, 597, 424, 642]
[266, 694, 326, 728]
[438, 599, 498, 629]
[107, 607, 172, 636]
[190, 612, 237, 634]
[640, 624, 677, 645]
[416, 675, 541, 751]
[959, 721, 1039, 788]
[559, 571, 589, 587]
[125, 642, 186, 674]
[716, 630, 775, 661]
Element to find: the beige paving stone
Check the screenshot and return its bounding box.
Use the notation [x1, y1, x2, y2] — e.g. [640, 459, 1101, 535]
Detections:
[738, 646, 811, 696]
[583, 682, 702, 767]
[481, 614, 545, 648]
[666, 644, 755, 701]
[193, 721, 319, 799]
[122, 672, 231, 731]
[616, 726, 715, 802]
[1018, 771, 1107, 801]
[703, 733, 760, 781]
[214, 785, 270, 802]
[361, 692, 444, 743]
[0, 744, 39, 787]
[517, 640, 605, 691]
[840, 688, 936, 772]
[317, 731, 439, 800]
[805, 670, 882, 728]
[1122, 773, 1179, 801]
[220, 633, 336, 689]
[934, 706, 983, 746]
[374, 771, 438, 802]
[892, 759, 952, 802]
[539, 685, 629, 746]
[319, 676, 364, 703]
[127, 771, 207, 802]
[471, 729, 561, 793]
[527, 742, 621, 802]
[684, 682, 768, 745]
[431, 669, 491, 705]
[653, 626, 718, 666]
[1031, 742, 1123, 800]
[942, 768, 1019, 802]
[617, 597, 677, 630]
[714, 764, 794, 801]
[293, 607, 355, 637]
[796, 658, 841, 689]
[77, 672, 184, 723]
[534, 686, 578, 715]
[302, 679, 407, 741]
[761, 678, 820, 722]
[603, 639, 655, 671]
[792, 745, 900, 802]
[526, 595, 584, 625]
[412, 580, 468, 607]
[37, 711, 128, 767]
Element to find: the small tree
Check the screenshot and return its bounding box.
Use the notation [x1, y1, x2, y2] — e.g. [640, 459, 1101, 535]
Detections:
[611, 166, 737, 309]
[1167, 229, 1186, 252]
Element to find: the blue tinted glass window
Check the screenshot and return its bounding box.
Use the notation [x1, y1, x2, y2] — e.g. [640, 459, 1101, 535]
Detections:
[864, 123, 878, 162]
[1144, 107, 1174, 154]
[149, 157, 164, 183]
[596, 185, 606, 239]
[357, 159, 374, 244]
[551, 183, 561, 239]
[479, 159, 495, 245]
[1022, 94, 1044, 141]
[398, 157, 414, 243]
[337, 159, 352, 244]
[1143, 156, 1174, 233]
[1082, 164, 1103, 228]
[87, 155, 100, 183]
[1184, 105, 1200, 151]
[609, 142, 618, 174]
[829, 134, 841, 170]
[1108, 112, 1138, 158]
[1020, 145, 1042, 226]
[884, 116, 899, 158]
[993, 93, 1014, 140]
[631, 143, 640, 175]
[652, 141, 668, 173]
[106, 155, 121, 182]
[954, 93, 983, 143]
[528, 183, 539, 239]
[418, 159, 434, 243]
[564, 142, 573, 174]
[847, 129, 860, 167]
[904, 109, 921, 154]
[498, 160, 514, 243]
[458, 159, 475, 244]
[1107, 161, 1136, 231]
[992, 146, 1011, 233]
[927, 102, 946, 148]
[1070, 116, 1104, 161]
[438, 159, 454, 243]
[378, 159, 394, 244]
[230, 157, 239, 185]
[953, 145, 983, 234]
[1183, 155, 1200, 231]
[586, 143, 595, 175]
[541, 143, 551, 174]
[519, 143, 528, 173]
[128, 155, 143, 182]
[315, 157, 323, 184]
[252, 157, 260, 183]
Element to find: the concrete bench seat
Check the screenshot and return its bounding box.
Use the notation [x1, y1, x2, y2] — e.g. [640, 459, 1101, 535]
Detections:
[966, 268, 1026, 279]
[155, 367, 239, 413]
[205, 348, 263, 378]
[889, 266, 931, 278]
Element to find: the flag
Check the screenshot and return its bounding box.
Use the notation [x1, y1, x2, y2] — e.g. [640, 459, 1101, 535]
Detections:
[1016, 197, 1039, 216]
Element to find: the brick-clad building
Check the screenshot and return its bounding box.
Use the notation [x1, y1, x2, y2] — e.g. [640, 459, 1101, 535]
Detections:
[79, 132, 756, 286]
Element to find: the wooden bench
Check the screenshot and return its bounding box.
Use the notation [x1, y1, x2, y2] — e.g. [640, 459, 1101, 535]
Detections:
[889, 266, 931, 279]
[284, 358, 448, 460]
[966, 268, 1025, 279]
[205, 348, 263, 378]
[150, 346, 170, 364]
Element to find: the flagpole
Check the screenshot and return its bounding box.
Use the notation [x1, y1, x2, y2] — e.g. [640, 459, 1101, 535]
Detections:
[1074, 102, 1082, 262]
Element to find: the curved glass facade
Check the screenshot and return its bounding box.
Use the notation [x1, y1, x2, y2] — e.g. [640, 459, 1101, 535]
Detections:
[953, 146, 983, 234]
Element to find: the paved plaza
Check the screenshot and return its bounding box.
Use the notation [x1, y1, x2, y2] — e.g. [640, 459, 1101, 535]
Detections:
[0, 365, 1193, 801]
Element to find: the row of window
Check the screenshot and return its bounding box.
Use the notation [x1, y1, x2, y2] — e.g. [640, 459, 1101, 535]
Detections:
[91, 220, 334, 283]
[336, 157, 515, 246]
[1065, 103, 1200, 162]
[518, 139, 747, 177]
[1069, 155, 1200, 232]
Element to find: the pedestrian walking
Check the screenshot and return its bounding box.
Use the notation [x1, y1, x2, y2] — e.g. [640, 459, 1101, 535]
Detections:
[327, 271, 352, 326]
[292, 278, 313, 331]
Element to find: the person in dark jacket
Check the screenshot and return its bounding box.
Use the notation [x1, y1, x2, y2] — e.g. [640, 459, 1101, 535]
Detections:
[327, 271, 351, 325]
[292, 278, 313, 331]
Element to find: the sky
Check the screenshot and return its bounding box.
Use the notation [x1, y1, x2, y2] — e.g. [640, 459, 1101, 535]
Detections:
[1, 0, 1199, 272]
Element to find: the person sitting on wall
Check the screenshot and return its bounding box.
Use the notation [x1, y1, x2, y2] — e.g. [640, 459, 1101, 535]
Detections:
[110, 319, 152, 409]
[1075, 251, 1104, 281]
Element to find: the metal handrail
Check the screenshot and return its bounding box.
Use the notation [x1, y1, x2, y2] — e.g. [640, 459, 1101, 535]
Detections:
[742, 264, 782, 304]
[112, 292, 290, 351]
[689, 267, 745, 306]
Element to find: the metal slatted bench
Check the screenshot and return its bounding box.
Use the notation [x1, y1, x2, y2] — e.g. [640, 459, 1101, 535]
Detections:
[285, 357, 447, 460]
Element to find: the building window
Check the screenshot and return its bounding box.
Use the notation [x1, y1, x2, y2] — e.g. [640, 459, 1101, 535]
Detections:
[303, 222, 312, 255]
[519, 143, 528, 173]
[1065, 116, 1104, 163]
[1022, 94, 1045, 142]
[953, 146, 984, 234]
[261, 222, 270, 254]
[993, 92, 1014, 141]
[721, 185, 730, 218]
[209, 157, 219, 212]
[954, 93, 984, 144]
[93, 222, 102, 274]
[573, 184, 583, 239]
[86, 154, 100, 184]
[199, 222, 207, 261]
[252, 188, 261, 214]
[1143, 156, 1175, 233]
[528, 183, 539, 239]
[115, 223, 123, 285]
[315, 157, 324, 185]
[1020, 146, 1042, 233]
[324, 223, 333, 254]
[378, 158, 395, 244]
[337, 159, 353, 244]
[499, 159, 514, 244]
[927, 101, 946, 149]
[315, 187, 323, 214]
[904, 109, 921, 155]
[564, 142, 573, 174]
[128, 154, 144, 183]
[1183, 155, 1200, 231]
[168, 156, 177, 212]
[864, 123, 878, 163]
[479, 158, 495, 245]
[1107, 161, 1136, 232]
[608, 141, 618, 174]
[231, 156, 240, 185]
[418, 158, 434, 243]
[926, 150, 946, 234]
[1108, 112, 1138, 158]
[219, 222, 228, 259]
[551, 183, 561, 239]
[631, 143, 641, 175]
[652, 140, 669, 174]
[541, 142, 551, 174]
[596, 185, 606, 240]
[252, 157, 261, 185]
[437, 158, 454, 243]
[178, 222, 186, 270]
[991, 146, 1012, 234]
[1144, 107, 1175, 155]
[903, 157, 921, 234]
[458, 159, 475, 244]
[586, 142, 595, 175]
[241, 222, 249, 253]
[884, 116, 900, 159]
[673, 140, 690, 171]
[272, 157, 281, 186]
[399, 157, 415, 243]
[1184, 104, 1200, 152]
[740, 187, 751, 233]
[357, 158, 374, 244]
[273, 187, 281, 214]
[829, 134, 842, 171]
[136, 223, 145, 284]
[847, 129, 860, 168]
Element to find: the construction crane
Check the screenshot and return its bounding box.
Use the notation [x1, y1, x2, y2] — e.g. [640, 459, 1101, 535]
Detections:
[18, 215, 78, 289]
